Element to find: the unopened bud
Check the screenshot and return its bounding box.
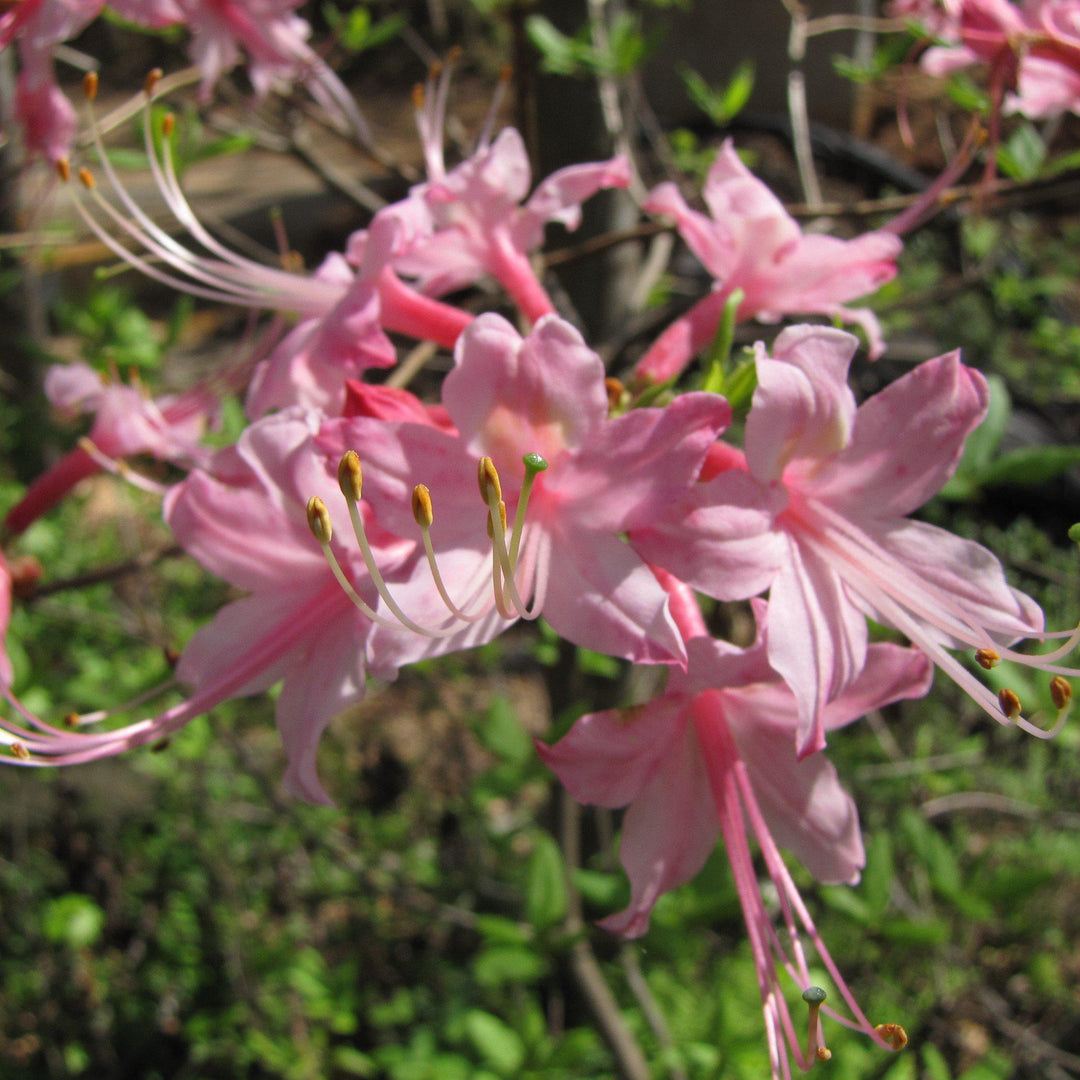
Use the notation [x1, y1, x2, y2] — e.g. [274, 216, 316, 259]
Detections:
[998, 687, 1022, 720]
[412, 484, 434, 528]
[875, 1023, 908, 1051]
[77, 167, 95, 190]
[338, 451, 363, 502]
[975, 648, 1000, 670]
[306, 496, 333, 544]
[1050, 676, 1073, 711]
[83, 71, 99, 100]
[145, 68, 163, 97]
[478, 456, 502, 504]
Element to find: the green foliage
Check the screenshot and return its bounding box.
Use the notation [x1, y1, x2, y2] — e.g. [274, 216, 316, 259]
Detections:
[323, 5, 406, 54]
[526, 13, 661, 78]
[681, 61, 755, 126]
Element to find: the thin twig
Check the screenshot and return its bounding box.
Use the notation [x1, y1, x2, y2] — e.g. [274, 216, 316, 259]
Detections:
[561, 791, 652, 1080]
[26, 544, 183, 600]
[620, 945, 687, 1080]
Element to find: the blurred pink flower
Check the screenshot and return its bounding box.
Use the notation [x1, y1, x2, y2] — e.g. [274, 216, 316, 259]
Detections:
[392, 62, 632, 320]
[109, 0, 368, 139]
[4, 363, 217, 536]
[541, 585, 926, 1078]
[633, 141, 901, 386]
[633, 326, 1068, 754]
[0, 0, 103, 160]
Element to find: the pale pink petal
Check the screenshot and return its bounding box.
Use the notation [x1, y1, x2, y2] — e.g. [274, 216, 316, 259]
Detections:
[542, 525, 686, 665]
[44, 362, 104, 414]
[873, 519, 1045, 642]
[601, 723, 719, 937]
[643, 181, 735, 279]
[443, 313, 608, 462]
[745, 327, 858, 484]
[537, 696, 691, 809]
[552, 392, 731, 532]
[177, 591, 310, 697]
[807, 350, 988, 518]
[728, 713, 865, 885]
[276, 612, 369, 805]
[517, 155, 632, 239]
[165, 469, 325, 591]
[631, 469, 787, 602]
[767, 535, 868, 757]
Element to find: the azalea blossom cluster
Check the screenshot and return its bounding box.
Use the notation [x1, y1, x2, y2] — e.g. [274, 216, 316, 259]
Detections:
[0, 0, 365, 163]
[896, 0, 1080, 119]
[2, 12, 1079, 1080]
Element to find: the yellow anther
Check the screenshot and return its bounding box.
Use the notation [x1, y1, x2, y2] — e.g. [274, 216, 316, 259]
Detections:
[605, 377, 626, 413]
[874, 1024, 908, 1051]
[998, 687, 1022, 720]
[412, 484, 434, 529]
[478, 456, 502, 504]
[338, 451, 363, 502]
[429, 59, 444, 81]
[446, 46, 463, 64]
[64, 712, 80, 728]
[498, 61, 513, 83]
[55, 157, 71, 183]
[77, 166, 96, 190]
[1051, 676, 1073, 711]
[975, 648, 1000, 670]
[83, 71, 99, 100]
[10, 742, 30, 761]
[162, 113, 175, 137]
[145, 68, 163, 97]
[306, 496, 333, 545]
[486, 500, 507, 539]
[816, 1047, 832, 1062]
[412, 83, 425, 110]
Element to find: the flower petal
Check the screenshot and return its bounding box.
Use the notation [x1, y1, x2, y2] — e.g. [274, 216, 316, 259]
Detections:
[746, 326, 858, 484]
[542, 526, 686, 665]
[766, 535, 868, 757]
[807, 351, 988, 518]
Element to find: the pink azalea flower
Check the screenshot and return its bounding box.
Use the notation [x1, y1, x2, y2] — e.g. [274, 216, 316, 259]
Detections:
[0, 408, 500, 800]
[391, 61, 632, 321]
[4, 362, 217, 536]
[0, 0, 103, 161]
[108, 0, 369, 141]
[541, 585, 927, 1079]
[633, 325, 1076, 755]
[314, 312, 731, 666]
[633, 141, 901, 386]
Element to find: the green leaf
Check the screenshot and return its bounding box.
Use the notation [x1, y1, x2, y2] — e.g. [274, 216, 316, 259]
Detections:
[997, 123, 1046, 181]
[41, 894, 105, 950]
[573, 868, 626, 908]
[981, 444, 1080, 487]
[525, 831, 568, 930]
[463, 1011, 527, 1076]
[474, 697, 532, 764]
[472, 946, 547, 987]
[681, 61, 755, 125]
